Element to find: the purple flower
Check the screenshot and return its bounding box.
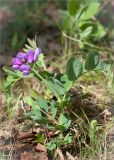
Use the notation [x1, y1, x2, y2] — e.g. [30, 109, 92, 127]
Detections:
[19, 64, 31, 76]
[16, 52, 27, 62]
[34, 48, 42, 61]
[26, 50, 35, 63]
[23, 70, 30, 75]
[12, 58, 22, 66]
[12, 47, 43, 76]
[12, 64, 19, 70]
[19, 64, 30, 72]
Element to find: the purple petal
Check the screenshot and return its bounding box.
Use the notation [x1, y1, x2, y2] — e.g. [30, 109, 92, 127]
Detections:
[19, 64, 30, 72]
[12, 58, 22, 65]
[12, 65, 19, 70]
[23, 70, 30, 75]
[34, 48, 42, 61]
[16, 52, 27, 62]
[16, 52, 27, 59]
[26, 50, 35, 63]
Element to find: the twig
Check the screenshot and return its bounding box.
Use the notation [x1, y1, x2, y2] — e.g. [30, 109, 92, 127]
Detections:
[17, 131, 35, 141]
[66, 151, 79, 160]
[40, 108, 58, 124]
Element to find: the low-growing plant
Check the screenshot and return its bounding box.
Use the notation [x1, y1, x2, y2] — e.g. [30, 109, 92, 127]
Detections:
[3, 38, 113, 154]
[59, 0, 106, 53]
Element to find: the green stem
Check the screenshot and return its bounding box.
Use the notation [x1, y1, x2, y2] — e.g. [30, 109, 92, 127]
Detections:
[0, 77, 8, 108]
[32, 69, 63, 103]
[42, 60, 47, 71]
[81, 69, 103, 77]
[32, 69, 44, 81]
[63, 32, 113, 52]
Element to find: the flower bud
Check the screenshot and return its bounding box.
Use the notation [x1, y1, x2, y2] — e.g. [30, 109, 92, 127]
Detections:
[16, 52, 27, 62]
[19, 64, 30, 72]
[12, 58, 22, 65]
[26, 50, 35, 63]
[34, 48, 42, 61]
[12, 64, 19, 70]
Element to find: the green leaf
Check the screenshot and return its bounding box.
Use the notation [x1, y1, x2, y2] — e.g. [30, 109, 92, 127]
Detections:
[24, 96, 40, 111]
[5, 70, 21, 87]
[25, 44, 35, 50]
[7, 75, 19, 83]
[34, 133, 45, 143]
[45, 78, 66, 97]
[16, 71, 23, 77]
[66, 57, 83, 81]
[59, 10, 70, 31]
[55, 74, 73, 91]
[38, 53, 44, 61]
[31, 110, 42, 121]
[24, 96, 34, 106]
[59, 113, 68, 125]
[80, 26, 93, 39]
[85, 51, 100, 70]
[27, 38, 37, 49]
[23, 97, 49, 123]
[35, 54, 45, 68]
[98, 60, 113, 74]
[23, 48, 29, 52]
[64, 134, 73, 144]
[2, 79, 12, 88]
[92, 23, 106, 40]
[80, 2, 100, 20]
[46, 141, 56, 150]
[60, 74, 73, 91]
[23, 38, 37, 52]
[50, 101, 57, 119]
[79, 21, 106, 40]
[89, 120, 99, 141]
[58, 113, 71, 130]
[3, 67, 18, 76]
[67, 0, 81, 16]
[37, 96, 48, 112]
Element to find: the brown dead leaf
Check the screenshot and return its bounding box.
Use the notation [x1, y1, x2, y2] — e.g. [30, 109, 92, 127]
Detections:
[18, 131, 35, 141]
[47, 130, 60, 138]
[21, 152, 35, 160]
[35, 152, 48, 160]
[36, 143, 47, 153]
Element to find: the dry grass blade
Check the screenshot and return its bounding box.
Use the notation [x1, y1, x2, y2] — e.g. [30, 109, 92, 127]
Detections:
[55, 148, 65, 160]
[66, 151, 79, 160]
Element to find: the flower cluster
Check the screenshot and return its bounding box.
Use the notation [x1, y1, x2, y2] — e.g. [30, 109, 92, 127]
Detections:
[12, 48, 42, 75]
